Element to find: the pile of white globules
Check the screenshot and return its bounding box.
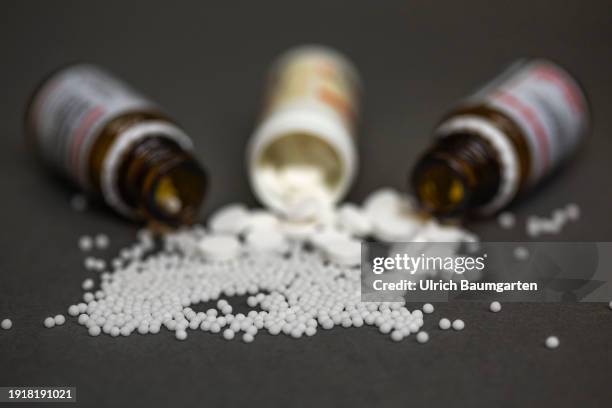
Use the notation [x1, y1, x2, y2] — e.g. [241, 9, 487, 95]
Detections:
[66, 188, 477, 343]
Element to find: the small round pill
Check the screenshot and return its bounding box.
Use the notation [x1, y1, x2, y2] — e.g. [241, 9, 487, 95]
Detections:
[497, 212, 516, 229]
[242, 333, 254, 343]
[422, 303, 434, 314]
[78, 236, 93, 251]
[439, 318, 451, 330]
[390, 330, 403, 342]
[82, 278, 94, 291]
[88, 326, 101, 336]
[1, 319, 12, 330]
[488, 301, 501, 313]
[565, 203, 580, 221]
[54, 315, 66, 325]
[416, 331, 429, 344]
[223, 329, 235, 340]
[68, 305, 80, 317]
[175, 330, 187, 341]
[608, 300, 612, 310]
[514, 246, 529, 261]
[94, 234, 109, 249]
[43, 317, 55, 328]
[545, 336, 560, 349]
[452, 319, 465, 331]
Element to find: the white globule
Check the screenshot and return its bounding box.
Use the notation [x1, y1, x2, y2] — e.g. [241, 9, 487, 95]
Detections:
[439, 318, 451, 330]
[452, 319, 465, 331]
[82, 278, 95, 291]
[513, 246, 530, 261]
[545, 336, 560, 349]
[422, 303, 434, 314]
[63, 188, 474, 344]
[489, 301, 502, 313]
[78, 236, 93, 252]
[497, 212, 516, 229]
[1, 319, 12, 330]
[416, 331, 429, 344]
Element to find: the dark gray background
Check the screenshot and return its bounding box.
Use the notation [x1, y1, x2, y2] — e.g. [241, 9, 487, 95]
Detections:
[1, 1, 611, 407]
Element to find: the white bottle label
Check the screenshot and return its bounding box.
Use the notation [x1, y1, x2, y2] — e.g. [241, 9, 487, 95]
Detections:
[264, 46, 360, 133]
[472, 59, 589, 183]
[29, 64, 156, 188]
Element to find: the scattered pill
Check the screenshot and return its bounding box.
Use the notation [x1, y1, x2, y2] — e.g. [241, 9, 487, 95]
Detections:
[545, 335, 560, 349]
[68, 305, 80, 316]
[43, 317, 55, 328]
[59, 188, 480, 346]
[54, 315, 66, 325]
[78, 236, 93, 251]
[82, 278, 95, 291]
[566, 203, 580, 221]
[94, 234, 110, 249]
[514, 246, 529, 261]
[452, 319, 465, 331]
[390, 330, 403, 342]
[245, 229, 287, 253]
[497, 212, 516, 229]
[416, 331, 429, 343]
[1, 319, 12, 330]
[209, 204, 250, 235]
[489, 301, 502, 313]
[198, 235, 241, 261]
[609, 301, 612, 310]
[223, 329, 235, 340]
[439, 318, 451, 330]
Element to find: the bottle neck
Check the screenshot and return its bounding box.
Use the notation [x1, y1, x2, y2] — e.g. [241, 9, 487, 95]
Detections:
[411, 132, 502, 217]
[118, 136, 207, 225]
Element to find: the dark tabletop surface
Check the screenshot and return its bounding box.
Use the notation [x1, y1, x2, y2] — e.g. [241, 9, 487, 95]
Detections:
[1, 1, 611, 407]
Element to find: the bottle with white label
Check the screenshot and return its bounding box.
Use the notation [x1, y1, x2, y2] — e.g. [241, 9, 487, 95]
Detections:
[24, 64, 207, 225]
[411, 59, 590, 217]
[246, 45, 361, 221]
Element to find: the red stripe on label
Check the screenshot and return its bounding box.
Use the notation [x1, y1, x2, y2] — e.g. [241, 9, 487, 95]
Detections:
[70, 106, 104, 174]
[495, 91, 550, 169]
[533, 66, 584, 115]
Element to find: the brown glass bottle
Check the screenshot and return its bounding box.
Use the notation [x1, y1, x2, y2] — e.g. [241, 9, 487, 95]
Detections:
[25, 64, 207, 225]
[411, 59, 590, 217]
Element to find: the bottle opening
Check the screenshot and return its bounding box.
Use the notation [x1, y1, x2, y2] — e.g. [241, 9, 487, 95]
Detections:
[413, 160, 470, 216]
[254, 132, 344, 218]
[145, 160, 207, 225]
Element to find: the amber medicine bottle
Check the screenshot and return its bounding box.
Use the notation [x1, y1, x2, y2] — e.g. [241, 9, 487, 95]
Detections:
[411, 59, 590, 217]
[25, 64, 207, 225]
[247, 45, 361, 219]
